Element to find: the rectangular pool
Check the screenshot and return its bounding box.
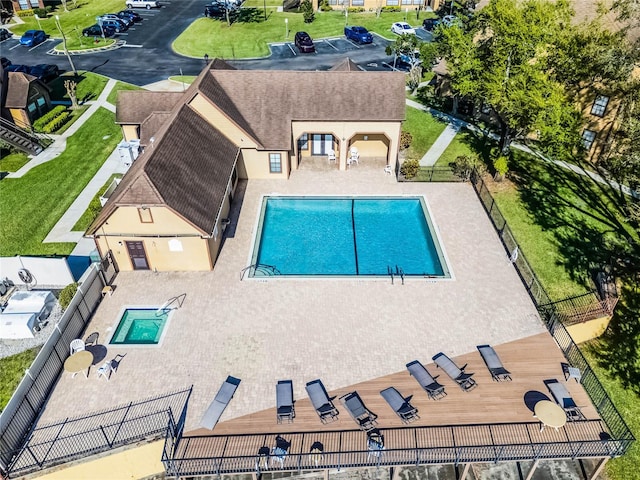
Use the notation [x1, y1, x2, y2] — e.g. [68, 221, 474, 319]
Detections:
[249, 196, 451, 278]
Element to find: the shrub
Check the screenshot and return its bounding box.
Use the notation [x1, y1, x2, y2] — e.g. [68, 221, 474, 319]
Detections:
[400, 159, 420, 179]
[15, 9, 34, 17]
[301, 0, 314, 23]
[399, 131, 413, 150]
[33, 7, 48, 17]
[42, 111, 71, 134]
[381, 6, 400, 12]
[58, 283, 78, 310]
[33, 105, 67, 131]
[319, 0, 332, 11]
[347, 7, 364, 12]
[493, 155, 509, 180]
[450, 154, 486, 181]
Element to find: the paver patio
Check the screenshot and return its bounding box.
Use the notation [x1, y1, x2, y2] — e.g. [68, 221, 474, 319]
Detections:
[38, 169, 545, 431]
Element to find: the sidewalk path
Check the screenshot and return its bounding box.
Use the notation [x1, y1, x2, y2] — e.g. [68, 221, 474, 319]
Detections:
[8, 78, 118, 179]
[406, 99, 638, 198]
[38, 79, 127, 243]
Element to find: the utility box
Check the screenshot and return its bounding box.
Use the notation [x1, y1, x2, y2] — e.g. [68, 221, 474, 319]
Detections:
[118, 140, 140, 169]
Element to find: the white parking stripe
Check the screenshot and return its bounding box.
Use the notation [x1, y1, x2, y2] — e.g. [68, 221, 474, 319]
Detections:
[9, 43, 21, 50]
[322, 39, 339, 51]
[287, 43, 297, 55]
[346, 38, 362, 48]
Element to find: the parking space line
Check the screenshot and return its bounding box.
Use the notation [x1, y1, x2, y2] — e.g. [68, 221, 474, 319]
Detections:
[28, 41, 50, 52]
[287, 43, 297, 55]
[346, 39, 362, 49]
[123, 44, 143, 47]
[9, 43, 21, 50]
[322, 39, 339, 51]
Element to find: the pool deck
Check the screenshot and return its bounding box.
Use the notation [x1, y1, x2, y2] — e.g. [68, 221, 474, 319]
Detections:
[38, 169, 548, 433]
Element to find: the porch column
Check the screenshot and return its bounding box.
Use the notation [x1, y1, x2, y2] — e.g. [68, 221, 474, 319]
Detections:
[589, 458, 608, 480]
[524, 459, 539, 480]
[339, 140, 348, 171]
[459, 463, 471, 479]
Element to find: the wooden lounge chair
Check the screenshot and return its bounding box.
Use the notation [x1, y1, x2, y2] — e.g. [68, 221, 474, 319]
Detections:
[340, 391, 378, 432]
[305, 379, 339, 424]
[477, 345, 512, 381]
[545, 379, 586, 421]
[406, 360, 447, 400]
[200, 376, 241, 430]
[380, 387, 419, 423]
[432, 352, 477, 391]
[276, 380, 295, 424]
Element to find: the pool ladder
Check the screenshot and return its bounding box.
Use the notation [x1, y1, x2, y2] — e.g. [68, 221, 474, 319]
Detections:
[388, 265, 405, 285]
[240, 263, 281, 281]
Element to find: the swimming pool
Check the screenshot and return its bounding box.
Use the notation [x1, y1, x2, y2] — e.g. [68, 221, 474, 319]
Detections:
[249, 196, 451, 278]
[109, 308, 172, 346]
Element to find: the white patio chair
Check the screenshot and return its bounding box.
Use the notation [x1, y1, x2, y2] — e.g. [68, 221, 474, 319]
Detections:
[327, 149, 336, 163]
[70, 339, 85, 356]
[97, 360, 115, 381]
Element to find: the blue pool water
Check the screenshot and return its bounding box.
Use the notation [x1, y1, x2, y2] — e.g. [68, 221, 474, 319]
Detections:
[251, 197, 450, 277]
[109, 308, 170, 345]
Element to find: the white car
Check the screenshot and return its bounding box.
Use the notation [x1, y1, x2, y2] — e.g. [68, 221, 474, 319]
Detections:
[442, 15, 460, 27]
[391, 22, 416, 35]
[125, 0, 160, 8]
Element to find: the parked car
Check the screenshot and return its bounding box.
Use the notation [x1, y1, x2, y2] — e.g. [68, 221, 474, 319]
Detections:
[19, 29, 46, 47]
[1, 57, 10, 68]
[98, 19, 128, 33]
[118, 10, 143, 22]
[82, 24, 117, 37]
[441, 15, 460, 27]
[204, 3, 226, 18]
[391, 22, 416, 35]
[422, 18, 440, 31]
[4, 64, 29, 73]
[0, 28, 11, 42]
[125, 0, 160, 8]
[294, 31, 315, 53]
[100, 14, 133, 27]
[399, 50, 421, 67]
[28, 64, 60, 83]
[344, 26, 373, 44]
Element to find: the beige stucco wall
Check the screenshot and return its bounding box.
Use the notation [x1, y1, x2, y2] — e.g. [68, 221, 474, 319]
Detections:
[189, 93, 258, 148]
[121, 124, 139, 142]
[566, 316, 612, 344]
[313, 0, 442, 11]
[9, 108, 29, 127]
[33, 441, 164, 480]
[350, 133, 389, 158]
[94, 206, 212, 271]
[239, 149, 289, 179]
[291, 121, 401, 170]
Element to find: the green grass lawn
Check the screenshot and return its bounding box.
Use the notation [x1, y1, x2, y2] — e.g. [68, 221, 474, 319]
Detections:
[402, 106, 447, 161]
[106, 80, 143, 105]
[174, 10, 434, 58]
[168, 76, 196, 86]
[72, 174, 122, 231]
[435, 130, 495, 167]
[0, 108, 121, 256]
[0, 151, 30, 172]
[11, 0, 126, 37]
[0, 348, 39, 411]
[48, 72, 109, 103]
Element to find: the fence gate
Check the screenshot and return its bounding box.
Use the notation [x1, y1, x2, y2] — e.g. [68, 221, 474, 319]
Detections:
[101, 250, 119, 285]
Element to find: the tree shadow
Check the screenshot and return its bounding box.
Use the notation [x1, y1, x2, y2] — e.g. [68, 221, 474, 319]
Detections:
[235, 8, 266, 23]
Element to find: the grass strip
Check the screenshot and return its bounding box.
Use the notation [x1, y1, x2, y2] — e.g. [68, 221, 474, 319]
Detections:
[0, 348, 40, 411]
[72, 174, 122, 231]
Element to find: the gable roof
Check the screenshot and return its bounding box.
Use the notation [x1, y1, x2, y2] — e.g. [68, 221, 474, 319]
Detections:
[4, 72, 43, 108]
[116, 91, 183, 124]
[329, 58, 363, 71]
[88, 104, 240, 236]
[198, 69, 406, 150]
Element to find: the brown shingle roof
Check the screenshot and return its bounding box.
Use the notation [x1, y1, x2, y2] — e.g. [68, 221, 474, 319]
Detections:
[200, 69, 406, 150]
[329, 58, 363, 71]
[88, 104, 239, 236]
[140, 112, 171, 146]
[115, 91, 183, 124]
[4, 72, 38, 108]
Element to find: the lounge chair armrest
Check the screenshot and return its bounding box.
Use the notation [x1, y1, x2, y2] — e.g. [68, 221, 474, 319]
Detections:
[460, 363, 468, 371]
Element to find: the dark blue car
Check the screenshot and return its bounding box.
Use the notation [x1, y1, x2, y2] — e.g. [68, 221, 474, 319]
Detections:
[344, 26, 373, 44]
[20, 29, 46, 47]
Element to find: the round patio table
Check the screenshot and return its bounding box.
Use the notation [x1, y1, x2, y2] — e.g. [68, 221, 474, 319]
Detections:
[64, 350, 93, 378]
[534, 400, 566, 432]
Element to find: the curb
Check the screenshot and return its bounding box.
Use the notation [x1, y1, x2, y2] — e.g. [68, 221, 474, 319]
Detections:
[47, 40, 126, 56]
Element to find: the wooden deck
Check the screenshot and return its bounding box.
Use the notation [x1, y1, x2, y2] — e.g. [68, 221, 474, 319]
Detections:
[169, 333, 615, 476]
[187, 332, 597, 438]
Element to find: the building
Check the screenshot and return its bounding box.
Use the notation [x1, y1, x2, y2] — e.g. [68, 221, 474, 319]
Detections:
[313, 0, 442, 12]
[87, 59, 406, 272]
[0, 69, 52, 128]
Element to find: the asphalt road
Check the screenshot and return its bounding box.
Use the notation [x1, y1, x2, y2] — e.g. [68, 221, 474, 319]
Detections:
[3, 1, 431, 85]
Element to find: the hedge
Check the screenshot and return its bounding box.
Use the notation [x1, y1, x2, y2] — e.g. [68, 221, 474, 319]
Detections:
[41, 112, 71, 134]
[381, 6, 401, 12]
[33, 105, 67, 131]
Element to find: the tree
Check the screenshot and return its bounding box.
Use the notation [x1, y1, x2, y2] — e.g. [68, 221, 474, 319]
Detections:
[64, 80, 78, 110]
[301, 0, 314, 23]
[432, 0, 583, 156]
[385, 34, 421, 69]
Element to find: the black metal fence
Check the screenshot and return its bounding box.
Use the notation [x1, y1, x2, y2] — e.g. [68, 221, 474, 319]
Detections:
[398, 166, 466, 183]
[7, 387, 192, 478]
[0, 264, 104, 476]
[162, 419, 628, 477]
[469, 172, 634, 453]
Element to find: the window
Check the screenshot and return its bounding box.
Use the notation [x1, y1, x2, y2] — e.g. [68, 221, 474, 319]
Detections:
[138, 207, 153, 223]
[581, 129, 596, 150]
[401, 0, 412, 4]
[27, 103, 37, 113]
[413, 0, 422, 4]
[387, 0, 399, 5]
[299, 133, 308, 150]
[36, 97, 46, 107]
[269, 153, 282, 173]
[590, 95, 609, 117]
[352, 0, 364, 5]
[328, 0, 338, 4]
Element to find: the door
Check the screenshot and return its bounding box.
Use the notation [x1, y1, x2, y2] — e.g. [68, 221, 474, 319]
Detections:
[126, 241, 149, 270]
[311, 134, 333, 155]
